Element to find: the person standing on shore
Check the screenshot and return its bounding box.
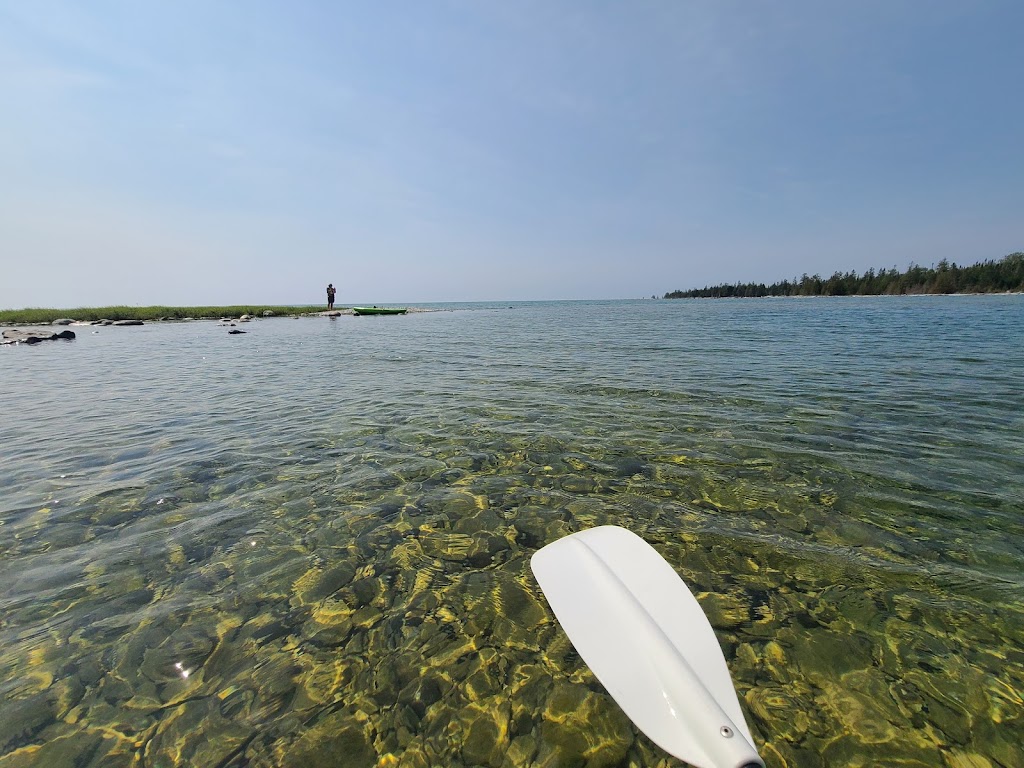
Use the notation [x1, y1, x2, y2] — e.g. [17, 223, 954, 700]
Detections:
[326, 283, 336, 310]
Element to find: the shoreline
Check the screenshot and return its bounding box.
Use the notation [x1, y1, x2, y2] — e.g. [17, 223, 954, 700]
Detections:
[1, 309, 372, 345]
[667, 290, 1024, 300]
[4, 293, 1023, 325]
[0, 305, 354, 325]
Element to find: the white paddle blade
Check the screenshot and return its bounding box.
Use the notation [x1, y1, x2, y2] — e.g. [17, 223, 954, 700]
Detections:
[531, 526, 764, 768]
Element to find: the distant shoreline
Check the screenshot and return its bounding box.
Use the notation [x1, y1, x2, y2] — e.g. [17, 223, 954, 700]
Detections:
[668, 291, 1024, 299]
[664, 252, 1024, 299]
[4, 295, 1023, 327]
[0, 305, 341, 325]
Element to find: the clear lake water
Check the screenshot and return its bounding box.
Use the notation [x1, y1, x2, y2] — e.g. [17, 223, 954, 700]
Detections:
[2, 297, 1023, 767]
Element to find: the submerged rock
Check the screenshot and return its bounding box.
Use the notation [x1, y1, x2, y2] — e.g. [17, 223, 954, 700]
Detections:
[1, 328, 76, 344]
[280, 710, 375, 768]
[459, 696, 511, 767]
[536, 682, 633, 768]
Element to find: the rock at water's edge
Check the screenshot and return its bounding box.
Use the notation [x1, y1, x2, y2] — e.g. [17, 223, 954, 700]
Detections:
[51, 318, 75, 325]
[2, 329, 76, 345]
[112, 320, 144, 326]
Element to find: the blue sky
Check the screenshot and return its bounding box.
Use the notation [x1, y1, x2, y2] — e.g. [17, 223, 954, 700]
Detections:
[1, 1, 1021, 307]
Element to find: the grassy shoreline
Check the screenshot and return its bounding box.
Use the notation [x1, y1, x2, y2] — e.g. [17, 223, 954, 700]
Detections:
[0, 305, 335, 324]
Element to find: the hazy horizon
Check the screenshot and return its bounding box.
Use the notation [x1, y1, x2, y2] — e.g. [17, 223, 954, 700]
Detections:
[2, 1, 1022, 309]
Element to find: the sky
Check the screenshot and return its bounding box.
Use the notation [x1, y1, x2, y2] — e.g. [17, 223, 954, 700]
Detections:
[1, 1, 1022, 307]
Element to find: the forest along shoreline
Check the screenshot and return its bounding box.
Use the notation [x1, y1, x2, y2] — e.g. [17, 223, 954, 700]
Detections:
[664, 251, 1024, 298]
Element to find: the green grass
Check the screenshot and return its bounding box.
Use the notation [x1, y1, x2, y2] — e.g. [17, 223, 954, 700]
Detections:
[0, 305, 332, 324]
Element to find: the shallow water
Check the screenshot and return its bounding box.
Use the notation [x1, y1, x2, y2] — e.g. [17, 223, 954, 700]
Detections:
[2, 297, 1023, 767]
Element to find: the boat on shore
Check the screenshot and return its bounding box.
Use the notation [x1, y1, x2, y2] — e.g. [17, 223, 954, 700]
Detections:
[352, 306, 408, 316]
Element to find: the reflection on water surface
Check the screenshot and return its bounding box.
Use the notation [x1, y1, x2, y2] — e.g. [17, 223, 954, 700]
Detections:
[2, 298, 1023, 767]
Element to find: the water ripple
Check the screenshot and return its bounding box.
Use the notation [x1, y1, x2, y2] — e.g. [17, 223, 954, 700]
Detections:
[2, 298, 1023, 767]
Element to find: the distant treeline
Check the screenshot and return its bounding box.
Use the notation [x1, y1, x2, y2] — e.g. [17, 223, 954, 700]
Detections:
[664, 252, 1024, 299]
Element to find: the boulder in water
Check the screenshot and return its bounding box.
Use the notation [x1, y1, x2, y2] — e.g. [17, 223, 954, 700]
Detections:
[2, 329, 76, 345]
